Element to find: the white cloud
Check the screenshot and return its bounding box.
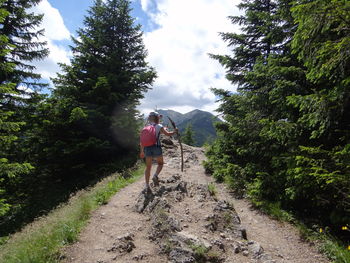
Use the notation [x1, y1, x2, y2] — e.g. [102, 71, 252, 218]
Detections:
[34, 0, 70, 41]
[141, 0, 151, 11]
[139, 0, 242, 114]
[30, 0, 71, 83]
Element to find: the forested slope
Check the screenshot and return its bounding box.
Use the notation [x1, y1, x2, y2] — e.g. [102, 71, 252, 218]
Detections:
[0, 0, 155, 237]
[205, 0, 350, 243]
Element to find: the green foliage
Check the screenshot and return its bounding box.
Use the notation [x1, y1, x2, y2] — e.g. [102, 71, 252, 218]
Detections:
[0, 0, 37, 217]
[0, 165, 144, 263]
[182, 123, 195, 146]
[43, 0, 156, 176]
[0, 0, 155, 238]
[207, 182, 217, 197]
[206, 0, 350, 252]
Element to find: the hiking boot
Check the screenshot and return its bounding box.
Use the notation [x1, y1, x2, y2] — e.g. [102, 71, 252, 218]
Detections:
[142, 184, 151, 194]
[152, 175, 159, 186]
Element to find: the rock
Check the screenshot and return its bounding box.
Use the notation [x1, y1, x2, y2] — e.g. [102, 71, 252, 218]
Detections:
[162, 138, 174, 145]
[168, 216, 182, 232]
[241, 228, 247, 240]
[169, 247, 196, 263]
[147, 197, 170, 212]
[243, 250, 249, 256]
[166, 174, 181, 183]
[107, 234, 136, 254]
[233, 244, 241, 253]
[248, 241, 264, 258]
[212, 239, 225, 251]
[135, 188, 154, 213]
[176, 231, 211, 250]
[116, 233, 134, 241]
[214, 200, 233, 211]
[220, 233, 226, 238]
[132, 254, 148, 261]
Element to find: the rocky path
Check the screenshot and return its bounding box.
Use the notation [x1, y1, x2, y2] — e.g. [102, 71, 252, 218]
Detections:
[62, 139, 329, 263]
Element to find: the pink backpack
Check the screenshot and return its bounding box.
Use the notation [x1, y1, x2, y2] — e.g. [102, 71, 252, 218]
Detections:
[140, 124, 159, 147]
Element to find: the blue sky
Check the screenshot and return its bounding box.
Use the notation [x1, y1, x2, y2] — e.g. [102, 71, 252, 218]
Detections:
[32, 0, 241, 114]
[48, 0, 155, 33]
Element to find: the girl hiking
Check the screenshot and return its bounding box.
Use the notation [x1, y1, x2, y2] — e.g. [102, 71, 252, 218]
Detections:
[140, 111, 178, 192]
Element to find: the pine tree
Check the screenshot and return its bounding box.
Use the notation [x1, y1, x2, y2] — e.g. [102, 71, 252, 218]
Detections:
[207, 0, 305, 192]
[286, 0, 350, 226]
[206, 0, 350, 231]
[0, 0, 48, 209]
[44, 0, 156, 177]
[183, 124, 195, 146]
[0, 0, 33, 217]
[0, 0, 48, 93]
[210, 0, 294, 89]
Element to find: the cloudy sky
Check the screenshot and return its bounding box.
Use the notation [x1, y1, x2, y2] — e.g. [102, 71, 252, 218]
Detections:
[32, 0, 241, 114]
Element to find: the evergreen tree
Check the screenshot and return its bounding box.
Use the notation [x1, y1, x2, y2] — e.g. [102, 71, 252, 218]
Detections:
[43, 0, 156, 177]
[183, 124, 195, 146]
[206, 0, 305, 196]
[0, 0, 48, 93]
[0, 0, 48, 210]
[206, 0, 350, 232]
[0, 0, 33, 217]
[286, 0, 350, 226]
[210, 0, 294, 89]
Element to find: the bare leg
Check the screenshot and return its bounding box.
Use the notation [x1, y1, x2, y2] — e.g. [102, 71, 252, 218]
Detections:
[155, 156, 164, 176]
[145, 157, 153, 185]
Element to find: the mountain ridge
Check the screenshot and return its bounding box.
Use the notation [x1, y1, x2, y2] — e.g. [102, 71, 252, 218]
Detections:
[157, 109, 220, 146]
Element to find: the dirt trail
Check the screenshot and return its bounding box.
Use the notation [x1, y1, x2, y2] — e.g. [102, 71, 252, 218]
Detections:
[62, 139, 329, 263]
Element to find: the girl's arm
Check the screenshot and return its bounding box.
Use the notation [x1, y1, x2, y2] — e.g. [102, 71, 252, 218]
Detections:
[140, 143, 145, 158]
[160, 127, 178, 136]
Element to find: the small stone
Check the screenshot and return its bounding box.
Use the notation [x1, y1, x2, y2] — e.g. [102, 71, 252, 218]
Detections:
[243, 250, 249, 256]
[220, 233, 226, 238]
[248, 241, 264, 257]
[100, 229, 104, 233]
[212, 239, 225, 250]
[241, 228, 247, 240]
[183, 224, 189, 228]
[233, 245, 241, 253]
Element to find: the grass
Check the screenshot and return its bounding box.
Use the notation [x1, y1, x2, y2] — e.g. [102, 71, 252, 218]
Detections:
[188, 243, 221, 263]
[249, 199, 350, 263]
[0, 164, 144, 263]
[319, 235, 350, 263]
[207, 182, 217, 197]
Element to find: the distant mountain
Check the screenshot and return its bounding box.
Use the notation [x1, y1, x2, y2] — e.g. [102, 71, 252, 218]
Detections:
[157, 109, 220, 146]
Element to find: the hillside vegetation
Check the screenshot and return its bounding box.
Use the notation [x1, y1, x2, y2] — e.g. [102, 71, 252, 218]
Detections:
[204, 0, 350, 245]
[0, 0, 155, 237]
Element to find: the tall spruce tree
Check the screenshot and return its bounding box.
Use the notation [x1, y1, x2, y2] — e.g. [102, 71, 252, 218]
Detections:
[286, 0, 350, 227]
[0, 0, 48, 93]
[206, 0, 305, 195]
[206, 0, 350, 232]
[0, 0, 48, 193]
[44, 0, 156, 177]
[0, 0, 33, 217]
